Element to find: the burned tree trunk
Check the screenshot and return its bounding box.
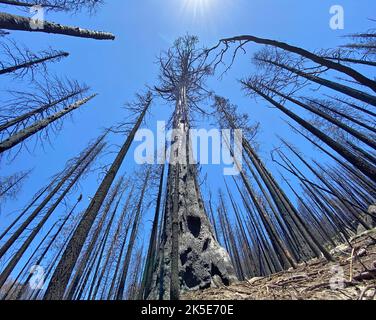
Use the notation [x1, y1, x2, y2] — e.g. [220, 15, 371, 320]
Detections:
[115, 169, 150, 300]
[0, 95, 96, 154]
[214, 35, 376, 92]
[0, 12, 115, 40]
[0, 50, 68, 76]
[44, 94, 152, 300]
[243, 84, 376, 181]
[148, 37, 236, 300]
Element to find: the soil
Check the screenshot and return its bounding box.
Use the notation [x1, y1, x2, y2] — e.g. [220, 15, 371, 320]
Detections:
[182, 229, 376, 300]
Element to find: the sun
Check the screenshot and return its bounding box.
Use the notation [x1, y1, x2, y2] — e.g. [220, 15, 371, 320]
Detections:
[183, 0, 215, 19]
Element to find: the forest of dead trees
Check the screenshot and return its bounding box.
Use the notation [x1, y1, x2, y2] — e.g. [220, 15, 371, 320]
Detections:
[0, 1, 375, 300]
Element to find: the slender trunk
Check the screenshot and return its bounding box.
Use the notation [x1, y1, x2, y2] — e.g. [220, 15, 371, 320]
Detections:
[65, 179, 124, 300]
[2, 221, 58, 300]
[322, 56, 376, 67]
[115, 169, 150, 300]
[306, 98, 376, 134]
[139, 164, 165, 300]
[44, 98, 151, 300]
[247, 85, 376, 180]
[286, 122, 375, 195]
[0, 174, 60, 242]
[16, 196, 81, 300]
[0, 143, 102, 288]
[264, 85, 376, 149]
[329, 96, 376, 118]
[219, 35, 376, 92]
[254, 59, 376, 106]
[107, 186, 135, 300]
[0, 95, 96, 154]
[86, 194, 122, 300]
[0, 51, 69, 76]
[0, 135, 104, 260]
[90, 191, 130, 300]
[0, 89, 83, 133]
[0, 12, 115, 40]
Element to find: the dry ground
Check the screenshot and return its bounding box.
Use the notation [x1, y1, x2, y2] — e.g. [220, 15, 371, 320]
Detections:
[182, 229, 376, 300]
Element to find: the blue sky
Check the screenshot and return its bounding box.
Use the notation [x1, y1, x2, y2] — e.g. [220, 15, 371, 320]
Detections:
[0, 0, 375, 283]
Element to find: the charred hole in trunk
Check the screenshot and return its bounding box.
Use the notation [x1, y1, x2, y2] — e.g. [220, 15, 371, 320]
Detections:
[200, 282, 211, 290]
[180, 247, 192, 265]
[211, 263, 229, 286]
[203, 238, 210, 251]
[180, 221, 183, 232]
[184, 266, 201, 288]
[187, 215, 201, 238]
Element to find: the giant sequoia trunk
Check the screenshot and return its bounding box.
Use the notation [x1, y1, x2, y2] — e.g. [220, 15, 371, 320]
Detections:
[147, 86, 236, 300]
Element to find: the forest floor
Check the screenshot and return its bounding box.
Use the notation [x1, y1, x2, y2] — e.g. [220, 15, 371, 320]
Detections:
[182, 229, 376, 300]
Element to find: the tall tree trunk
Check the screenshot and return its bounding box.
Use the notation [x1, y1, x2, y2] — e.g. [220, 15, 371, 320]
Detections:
[44, 96, 152, 300]
[306, 98, 376, 134]
[264, 85, 376, 149]
[0, 134, 105, 260]
[2, 220, 58, 300]
[106, 186, 135, 300]
[0, 51, 68, 76]
[139, 164, 165, 300]
[0, 89, 83, 133]
[321, 56, 376, 68]
[0, 94, 96, 154]
[115, 169, 150, 300]
[218, 35, 376, 92]
[90, 189, 130, 300]
[0, 173, 60, 242]
[16, 196, 82, 300]
[66, 179, 124, 300]
[0, 143, 102, 288]
[330, 96, 376, 118]
[0, 12, 115, 40]
[253, 59, 376, 107]
[247, 85, 376, 181]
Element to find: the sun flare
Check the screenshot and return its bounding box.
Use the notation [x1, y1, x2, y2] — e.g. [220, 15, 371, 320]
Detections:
[183, 0, 215, 18]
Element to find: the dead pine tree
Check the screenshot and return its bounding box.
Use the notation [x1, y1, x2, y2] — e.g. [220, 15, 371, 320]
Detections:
[65, 177, 125, 300]
[0, 11, 115, 40]
[215, 96, 334, 262]
[14, 195, 82, 300]
[208, 34, 376, 92]
[0, 40, 68, 78]
[0, 0, 104, 14]
[0, 137, 105, 288]
[139, 164, 165, 300]
[241, 78, 376, 181]
[148, 36, 237, 301]
[44, 92, 152, 300]
[0, 94, 97, 155]
[0, 169, 31, 202]
[0, 78, 89, 136]
[115, 168, 151, 300]
[0, 133, 106, 262]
